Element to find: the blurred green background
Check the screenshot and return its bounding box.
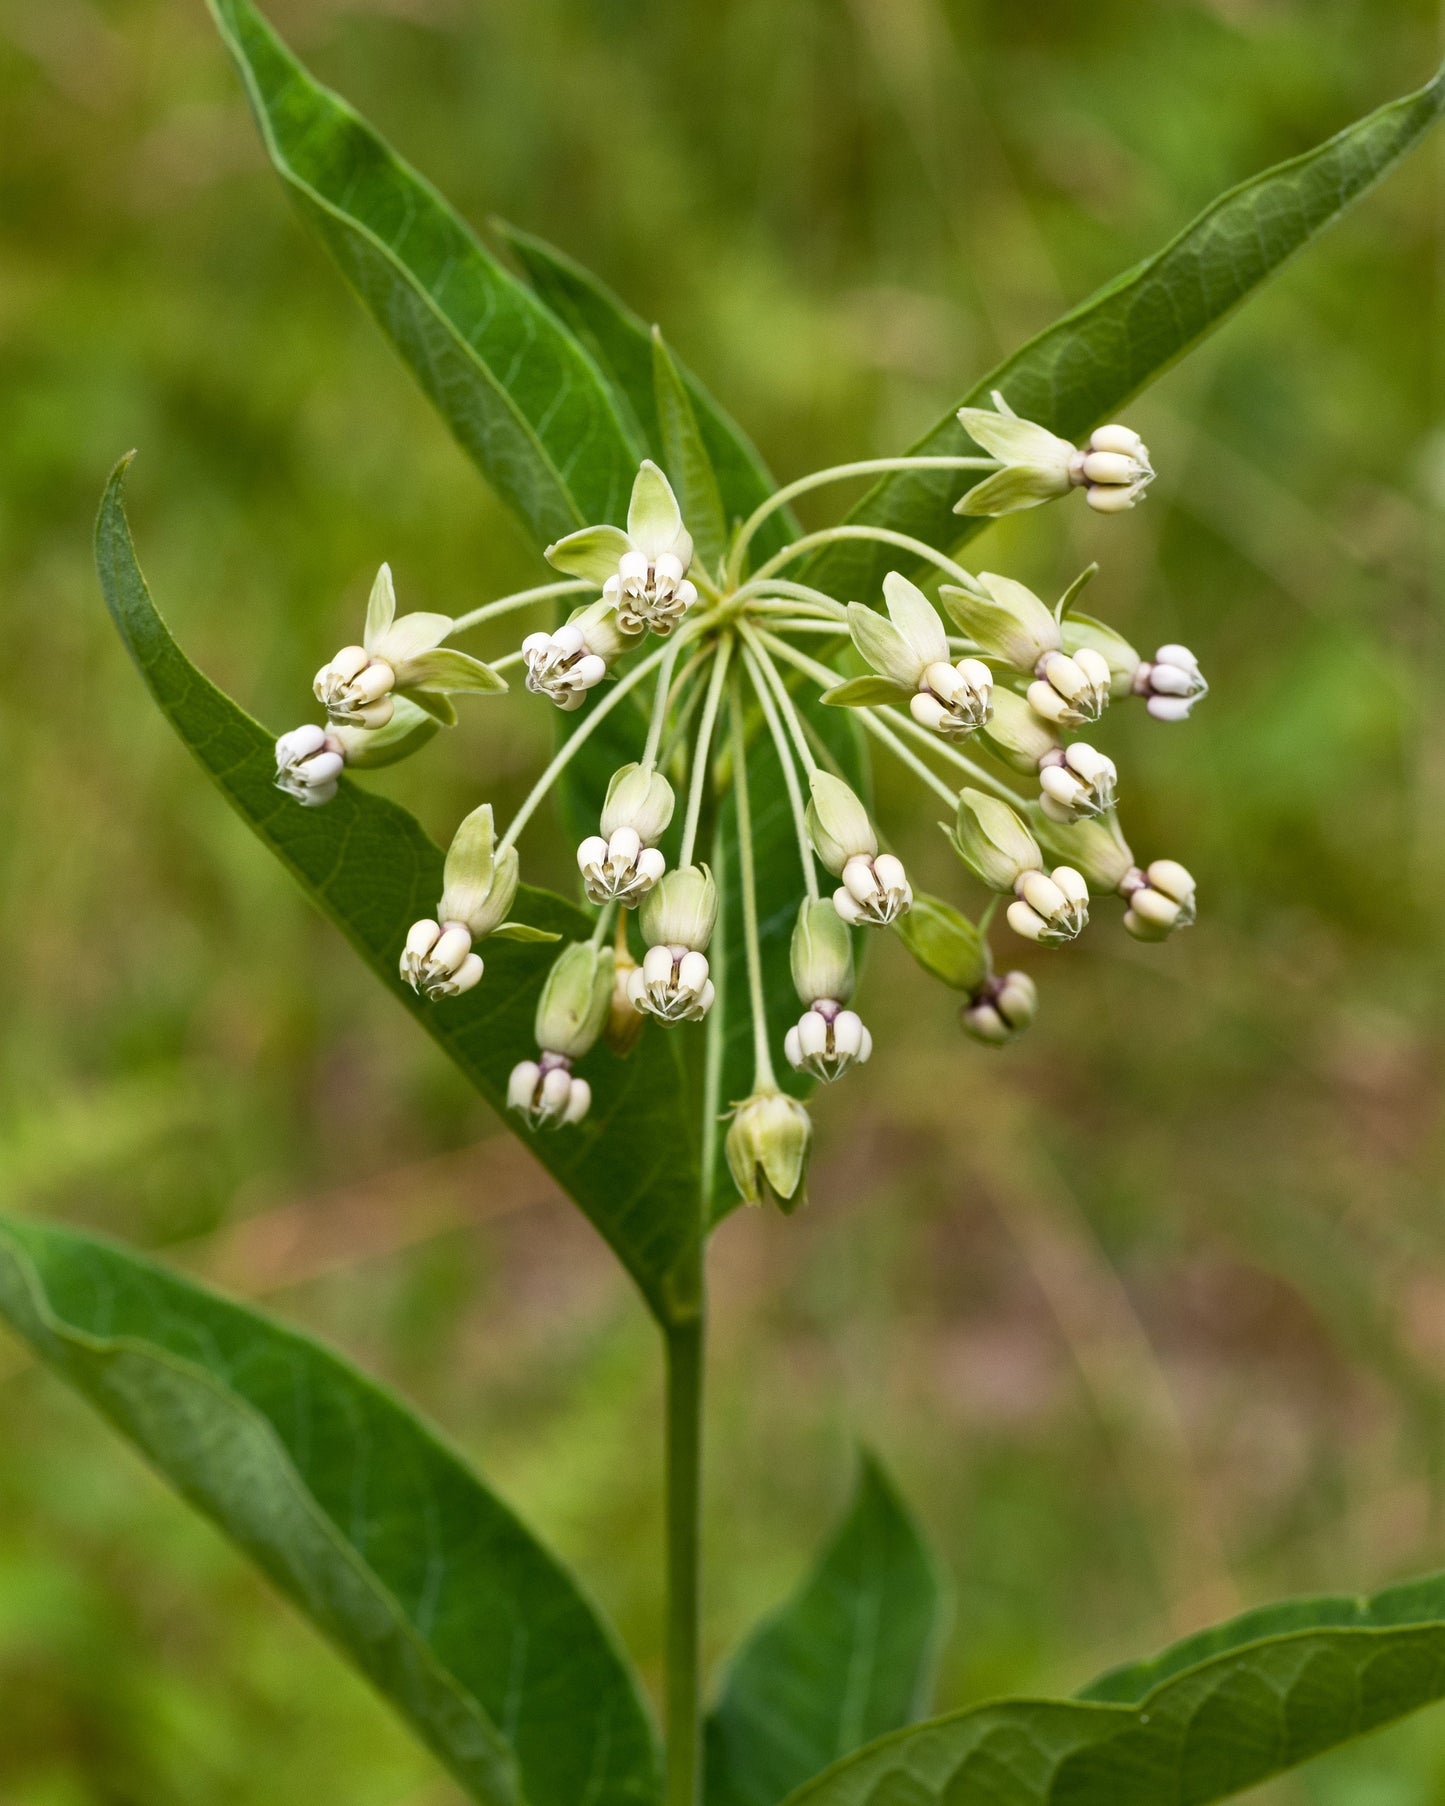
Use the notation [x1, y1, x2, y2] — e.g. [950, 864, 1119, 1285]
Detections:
[4, 0, 1445, 1799]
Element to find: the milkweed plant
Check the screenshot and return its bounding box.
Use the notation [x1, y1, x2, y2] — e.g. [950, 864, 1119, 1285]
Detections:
[6, 8, 1445, 1806]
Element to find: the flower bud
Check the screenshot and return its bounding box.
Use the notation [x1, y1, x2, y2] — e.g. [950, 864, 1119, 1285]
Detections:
[790, 900, 855, 1005]
[604, 943, 647, 1057]
[805, 771, 877, 875]
[275, 724, 346, 806]
[535, 942, 614, 1058]
[399, 917, 485, 1000]
[1027, 648, 1112, 728]
[893, 892, 989, 992]
[833, 853, 912, 928]
[1122, 859, 1197, 942]
[979, 686, 1061, 775]
[438, 805, 521, 939]
[784, 1000, 873, 1083]
[1006, 866, 1089, 946]
[726, 1091, 812, 1213]
[628, 944, 715, 1022]
[640, 864, 718, 952]
[949, 789, 1042, 892]
[961, 970, 1038, 1045]
[1034, 815, 1135, 893]
[601, 763, 676, 845]
[507, 1053, 592, 1130]
[1038, 743, 1118, 823]
[940, 573, 1061, 672]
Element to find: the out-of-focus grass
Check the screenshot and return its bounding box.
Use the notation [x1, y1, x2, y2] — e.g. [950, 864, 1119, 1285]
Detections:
[3, 0, 1445, 1799]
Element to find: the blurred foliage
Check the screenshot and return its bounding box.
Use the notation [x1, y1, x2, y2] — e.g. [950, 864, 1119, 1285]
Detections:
[3, 0, 1445, 1800]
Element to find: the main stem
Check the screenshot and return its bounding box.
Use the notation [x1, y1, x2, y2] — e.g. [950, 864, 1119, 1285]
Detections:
[664, 1309, 705, 1806]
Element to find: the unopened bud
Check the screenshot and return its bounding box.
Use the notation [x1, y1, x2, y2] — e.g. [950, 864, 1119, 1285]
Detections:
[726, 1091, 812, 1213]
[640, 864, 718, 952]
[791, 900, 855, 1005]
[940, 573, 1060, 672]
[601, 763, 676, 845]
[535, 942, 613, 1058]
[805, 771, 877, 875]
[893, 891, 989, 992]
[949, 788, 1042, 892]
[961, 970, 1038, 1045]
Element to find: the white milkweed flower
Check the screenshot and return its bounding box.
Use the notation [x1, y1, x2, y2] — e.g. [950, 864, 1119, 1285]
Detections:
[960, 970, 1039, 1046]
[523, 597, 628, 712]
[726, 1090, 812, 1212]
[784, 1001, 873, 1083]
[948, 790, 1089, 947]
[1121, 859, 1197, 942]
[577, 763, 675, 906]
[805, 771, 912, 927]
[785, 899, 872, 1083]
[314, 563, 504, 728]
[545, 461, 698, 638]
[1038, 743, 1118, 823]
[953, 392, 1153, 517]
[1062, 616, 1209, 722]
[631, 866, 719, 1021]
[401, 804, 552, 1002]
[275, 724, 345, 805]
[828, 574, 991, 738]
[507, 941, 614, 1130]
[941, 572, 1110, 726]
[1026, 648, 1113, 729]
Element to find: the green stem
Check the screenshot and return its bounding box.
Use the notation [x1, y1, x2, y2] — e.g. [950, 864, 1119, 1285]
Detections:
[725, 456, 995, 586]
[729, 675, 778, 1091]
[678, 633, 735, 868]
[664, 1312, 705, 1806]
[746, 524, 979, 591]
[739, 638, 819, 903]
[643, 633, 689, 769]
[448, 578, 592, 636]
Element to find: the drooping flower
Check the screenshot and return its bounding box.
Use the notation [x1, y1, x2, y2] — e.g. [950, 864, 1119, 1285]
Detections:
[805, 771, 912, 927]
[1062, 615, 1208, 722]
[948, 789, 1090, 946]
[953, 393, 1153, 517]
[507, 941, 614, 1130]
[630, 866, 719, 1021]
[726, 1091, 812, 1212]
[783, 900, 872, 1083]
[824, 573, 991, 739]
[577, 763, 675, 906]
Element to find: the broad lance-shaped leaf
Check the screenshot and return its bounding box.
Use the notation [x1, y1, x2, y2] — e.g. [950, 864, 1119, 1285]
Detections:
[206, 0, 637, 547]
[653, 327, 729, 575]
[0, 1215, 660, 1806]
[705, 1455, 946, 1806]
[782, 1570, 1445, 1806]
[96, 458, 702, 1324]
[496, 221, 799, 563]
[802, 61, 1445, 601]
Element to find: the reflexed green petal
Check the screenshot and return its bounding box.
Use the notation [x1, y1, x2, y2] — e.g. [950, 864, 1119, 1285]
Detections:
[956, 406, 1073, 468]
[490, 922, 564, 943]
[362, 561, 397, 647]
[401, 647, 508, 695]
[953, 466, 1070, 517]
[882, 572, 949, 668]
[821, 675, 911, 708]
[545, 523, 633, 583]
[376, 610, 455, 663]
[627, 458, 685, 559]
[846, 601, 920, 689]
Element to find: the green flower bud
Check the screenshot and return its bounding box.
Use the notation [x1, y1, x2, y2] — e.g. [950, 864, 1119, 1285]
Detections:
[949, 788, 1041, 892]
[893, 892, 989, 992]
[640, 864, 718, 951]
[1033, 814, 1135, 893]
[438, 805, 521, 938]
[790, 900, 855, 1005]
[940, 573, 1061, 672]
[725, 1091, 812, 1213]
[980, 686, 1061, 775]
[805, 771, 877, 876]
[601, 762, 676, 845]
[1061, 611, 1141, 699]
[535, 942, 614, 1058]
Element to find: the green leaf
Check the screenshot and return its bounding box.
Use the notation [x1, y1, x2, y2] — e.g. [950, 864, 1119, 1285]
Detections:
[496, 222, 799, 563]
[801, 62, 1445, 601]
[0, 1214, 661, 1806]
[206, 0, 637, 547]
[706, 1455, 945, 1806]
[821, 676, 910, 708]
[652, 328, 729, 575]
[781, 1568, 1445, 1806]
[96, 457, 701, 1324]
